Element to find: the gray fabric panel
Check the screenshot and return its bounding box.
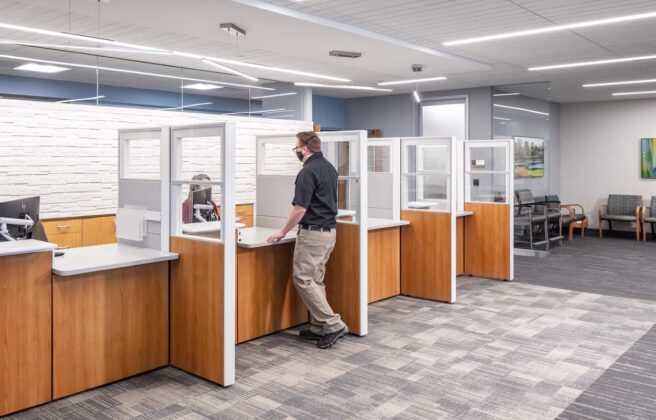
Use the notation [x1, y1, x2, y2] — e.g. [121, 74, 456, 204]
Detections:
[651, 196, 656, 217]
[600, 214, 638, 222]
[607, 194, 642, 216]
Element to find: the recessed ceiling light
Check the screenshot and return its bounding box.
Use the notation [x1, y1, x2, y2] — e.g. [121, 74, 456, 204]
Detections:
[294, 82, 392, 92]
[493, 92, 521, 97]
[251, 92, 298, 99]
[413, 91, 421, 103]
[583, 78, 656, 88]
[0, 53, 274, 90]
[529, 54, 656, 71]
[183, 83, 223, 91]
[612, 90, 656, 96]
[56, 95, 105, 103]
[159, 102, 212, 111]
[14, 62, 69, 73]
[378, 76, 447, 86]
[202, 59, 258, 82]
[444, 11, 656, 46]
[493, 104, 549, 116]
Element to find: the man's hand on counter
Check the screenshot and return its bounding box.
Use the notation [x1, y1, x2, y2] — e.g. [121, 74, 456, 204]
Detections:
[266, 230, 286, 243]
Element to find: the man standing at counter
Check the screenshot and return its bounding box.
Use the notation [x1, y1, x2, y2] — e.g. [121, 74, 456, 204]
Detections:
[266, 131, 348, 349]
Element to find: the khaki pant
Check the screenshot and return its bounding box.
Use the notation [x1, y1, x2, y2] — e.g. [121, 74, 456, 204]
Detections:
[293, 228, 345, 335]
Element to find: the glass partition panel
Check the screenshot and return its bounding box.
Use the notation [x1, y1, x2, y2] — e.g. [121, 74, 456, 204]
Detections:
[464, 141, 512, 204]
[171, 124, 225, 242]
[368, 145, 391, 173]
[119, 129, 161, 180]
[493, 82, 551, 197]
[402, 137, 452, 212]
[258, 141, 301, 175]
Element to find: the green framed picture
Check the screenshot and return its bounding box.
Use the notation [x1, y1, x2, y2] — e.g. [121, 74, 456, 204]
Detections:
[642, 138, 656, 179]
[513, 136, 544, 178]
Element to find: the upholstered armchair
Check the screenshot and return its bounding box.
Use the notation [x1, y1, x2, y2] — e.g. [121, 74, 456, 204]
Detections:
[561, 203, 588, 240]
[642, 196, 656, 241]
[598, 194, 643, 241]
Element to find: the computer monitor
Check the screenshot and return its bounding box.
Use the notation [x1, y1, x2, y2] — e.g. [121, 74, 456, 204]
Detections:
[0, 196, 40, 241]
[191, 187, 215, 222]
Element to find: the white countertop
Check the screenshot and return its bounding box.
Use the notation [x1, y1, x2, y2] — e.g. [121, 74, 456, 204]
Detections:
[457, 211, 474, 217]
[182, 221, 246, 234]
[52, 243, 179, 276]
[368, 218, 410, 230]
[0, 239, 56, 257]
[238, 227, 298, 249]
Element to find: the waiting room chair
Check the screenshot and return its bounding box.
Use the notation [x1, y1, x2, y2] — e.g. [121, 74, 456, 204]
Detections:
[561, 203, 588, 240]
[514, 189, 561, 249]
[598, 194, 642, 241]
[642, 196, 656, 241]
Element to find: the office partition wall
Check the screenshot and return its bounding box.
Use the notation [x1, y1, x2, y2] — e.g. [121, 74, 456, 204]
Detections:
[400, 136, 457, 303]
[367, 138, 401, 219]
[256, 131, 369, 335]
[462, 139, 514, 281]
[168, 122, 237, 386]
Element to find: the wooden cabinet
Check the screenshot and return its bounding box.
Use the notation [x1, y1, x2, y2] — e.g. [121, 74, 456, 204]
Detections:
[236, 204, 254, 227]
[42, 215, 116, 248]
[82, 216, 116, 246]
[1, 251, 52, 416]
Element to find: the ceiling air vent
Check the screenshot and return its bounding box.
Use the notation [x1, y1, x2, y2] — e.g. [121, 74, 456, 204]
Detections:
[329, 50, 362, 59]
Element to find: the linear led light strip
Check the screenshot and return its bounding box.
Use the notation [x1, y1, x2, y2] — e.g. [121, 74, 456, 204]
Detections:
[159, 102, 212, 111]
[202, 59, 257, 82]
[294, 82, 392, 92]
[0, 53, 275, 90]
[0, 40, 173, 55]
[251, 92, 297, 99]
[56, 95, 105, 103]
[612, 90, 656, 96]
[223, 108, 288, 115]
[413, 91, 421, 103]
[0, 21, 350, 82]
[529, 54, 656, 71]
[493, 92, 520, 97]
[378, 76, 447, 86]
[493, 116, 511, 121]
[494, 104, 549, 116]
[443, 11, 656, 46]
[583, 78, 656, 88]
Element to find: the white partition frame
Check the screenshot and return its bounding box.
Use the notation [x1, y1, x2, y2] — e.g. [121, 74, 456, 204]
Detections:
[401, 136, 457, 303]
[168, 122, 237, 385]
[463, 139, 514, 280]
[367, 138, 401, 219]
[117, 127, 170, 251]
[255, 130, 369, 335]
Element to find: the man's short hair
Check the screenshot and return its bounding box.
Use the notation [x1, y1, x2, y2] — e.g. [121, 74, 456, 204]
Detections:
[296, 131, 322, 153]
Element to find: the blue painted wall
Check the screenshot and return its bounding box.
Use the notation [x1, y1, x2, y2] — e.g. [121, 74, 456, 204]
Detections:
[0, 74, 259, 113]
[312, 95, 346, 130]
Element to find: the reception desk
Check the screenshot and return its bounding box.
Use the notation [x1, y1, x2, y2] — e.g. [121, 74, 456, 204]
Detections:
[51, 244, 178, 398]
[1, 240, 56, 417]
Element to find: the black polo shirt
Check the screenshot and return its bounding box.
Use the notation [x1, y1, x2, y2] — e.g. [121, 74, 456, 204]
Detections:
[292, 151, 338, 228]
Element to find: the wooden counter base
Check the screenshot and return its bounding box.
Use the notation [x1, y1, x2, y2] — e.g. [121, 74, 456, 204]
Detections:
[463, 202, 511, 280]
[400, 210, 453, 302]
[368, 227, 401, 303]
[1, 251, 52, 416]
[237, 243, 307, 343]
[53, 262, 169, 399]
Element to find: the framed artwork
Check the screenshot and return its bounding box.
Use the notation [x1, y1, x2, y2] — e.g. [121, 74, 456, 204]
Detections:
[641, 138, 656, 179]
[513, 136, 544, 178]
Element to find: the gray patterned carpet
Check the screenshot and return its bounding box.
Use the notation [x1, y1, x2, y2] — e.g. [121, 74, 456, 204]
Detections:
[8, 275, 656, 419]
[515, 236, 656, 301]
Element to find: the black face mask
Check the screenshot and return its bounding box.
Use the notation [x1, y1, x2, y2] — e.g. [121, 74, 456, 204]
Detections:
[296, 150, 304, 161]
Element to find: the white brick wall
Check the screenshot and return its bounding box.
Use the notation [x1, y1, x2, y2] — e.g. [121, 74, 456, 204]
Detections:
[0, 99, 311, 219]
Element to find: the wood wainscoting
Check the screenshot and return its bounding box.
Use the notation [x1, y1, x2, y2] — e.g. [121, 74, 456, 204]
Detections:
[170, 237, 227, 385]
[237, 242, 307, 343]
[0, 251, 52, 416]
[463, 202, 511, 280]
[325, 222, 363, 335]
[52, 263, 169, 399]
[400, 210, 453, 302]
[368, 227, 401, 303]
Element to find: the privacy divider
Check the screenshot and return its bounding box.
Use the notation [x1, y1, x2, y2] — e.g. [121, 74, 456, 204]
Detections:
[400, 136, 457, 303]
[168, 122, 237, 386]
[462, 139, 514, 281]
